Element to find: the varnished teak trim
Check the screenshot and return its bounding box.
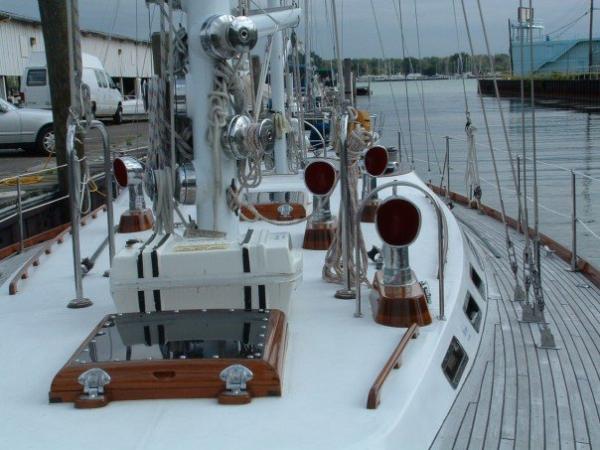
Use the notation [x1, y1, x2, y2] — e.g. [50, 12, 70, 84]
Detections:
[49, 309, 288, 408]
[367, 323, 419, 410]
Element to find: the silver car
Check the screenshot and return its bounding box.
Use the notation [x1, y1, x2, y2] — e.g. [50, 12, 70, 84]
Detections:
[0, 98, 55, 154]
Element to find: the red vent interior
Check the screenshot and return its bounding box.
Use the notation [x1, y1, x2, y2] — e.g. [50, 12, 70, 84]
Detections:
[113, 158, 128, 187]
[304, 160, 336, 196]
[375, 197, 421, 247]
[364, 145, 388, 177]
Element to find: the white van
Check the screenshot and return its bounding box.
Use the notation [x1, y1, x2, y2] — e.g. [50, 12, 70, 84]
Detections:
[21, 52, 124, 123]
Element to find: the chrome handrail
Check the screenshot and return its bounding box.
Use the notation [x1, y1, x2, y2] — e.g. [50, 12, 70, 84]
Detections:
[89, 120, 115, 263]
[354, 179, 448, 321]
[0, 122, 119, 262]
[65, 121, 91, 308]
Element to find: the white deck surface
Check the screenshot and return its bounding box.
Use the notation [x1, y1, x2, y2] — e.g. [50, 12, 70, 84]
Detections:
[0, 172, 472, 450]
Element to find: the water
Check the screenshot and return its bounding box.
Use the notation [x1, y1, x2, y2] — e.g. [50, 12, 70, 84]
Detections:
[357, 79, 600, 268]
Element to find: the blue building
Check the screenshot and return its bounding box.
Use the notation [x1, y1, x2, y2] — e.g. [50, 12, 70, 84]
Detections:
[510, 17, 600, 76]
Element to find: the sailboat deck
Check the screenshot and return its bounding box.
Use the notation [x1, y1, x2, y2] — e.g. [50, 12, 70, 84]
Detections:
[432, 203, 600, 450]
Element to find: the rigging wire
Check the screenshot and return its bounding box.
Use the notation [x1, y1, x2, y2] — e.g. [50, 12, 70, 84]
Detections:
[459, 0, 523, 298]
[451, 0, 480, 204]
[518, 0, 533, 303]
[367, 0, 404, 133]
[392, 0, 415, 167]
[528, 0, 545, 311]
[101, 0, 122, 67]
[411, 0, 442, 177]
[546, 11, 589, 37]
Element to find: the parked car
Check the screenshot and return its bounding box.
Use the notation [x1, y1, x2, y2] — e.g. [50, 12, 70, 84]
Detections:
[20, 52, 124, 123]
[0, 98, 55, 154]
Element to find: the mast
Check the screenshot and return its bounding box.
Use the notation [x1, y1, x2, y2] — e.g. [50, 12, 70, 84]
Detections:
[183, 0, 238, 238]
[38, 0, 83, 196]
[589, 0, 595, 73]
[304, 0, 312, 111]
[269, 0, 289, 175]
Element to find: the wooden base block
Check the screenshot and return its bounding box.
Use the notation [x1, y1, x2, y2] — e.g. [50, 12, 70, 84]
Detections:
[74, 395, 109, 409]
[303, 222, 336, 250]
[118, 209, 154, 234]
[218, 391, 252, 405]
[372, 272, 432, 328]
[361, 201, 379, 223]
[241, 203, 307, 222]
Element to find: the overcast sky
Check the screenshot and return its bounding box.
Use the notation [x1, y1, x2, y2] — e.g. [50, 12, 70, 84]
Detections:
[0, 0, 595, 57]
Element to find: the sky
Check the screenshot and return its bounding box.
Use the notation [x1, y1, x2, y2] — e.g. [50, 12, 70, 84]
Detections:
[0, 0, 595, 58]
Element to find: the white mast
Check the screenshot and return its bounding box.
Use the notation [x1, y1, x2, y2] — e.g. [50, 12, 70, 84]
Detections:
[183, 0, 238, 238]
[269, 0, 289, 174]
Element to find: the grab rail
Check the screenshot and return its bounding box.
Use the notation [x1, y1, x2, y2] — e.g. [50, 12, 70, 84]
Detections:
[367, 323, 420, 410]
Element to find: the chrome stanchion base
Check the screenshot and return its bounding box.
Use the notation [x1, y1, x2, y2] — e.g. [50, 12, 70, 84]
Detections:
[68, 298, 93, 309]
[518, 302, 547, 324]
[335, 289, 356, 300]
[512, 284, 525, 302]
[536, 324, 560, 350]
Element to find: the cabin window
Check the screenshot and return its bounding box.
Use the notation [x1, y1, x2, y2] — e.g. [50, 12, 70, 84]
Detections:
[470, 265, 485, 296]
[106, 73, 118, 90]
[442, 337, 469, 389]
[463, 293, 481, 332]
[94, 69, 108, 88]
[26, 69, 47, 86]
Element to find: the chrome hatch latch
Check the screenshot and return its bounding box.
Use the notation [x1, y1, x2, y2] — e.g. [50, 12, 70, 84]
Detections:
[76, 368, 111, 408]
[218, 364, 253, 405]
[277, 203, 294, 219]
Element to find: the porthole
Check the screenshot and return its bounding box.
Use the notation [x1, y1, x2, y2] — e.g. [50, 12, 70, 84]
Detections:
[442, 337, 469, 389]
[470, 265, 485, 297]
[464, 293, 481, 333]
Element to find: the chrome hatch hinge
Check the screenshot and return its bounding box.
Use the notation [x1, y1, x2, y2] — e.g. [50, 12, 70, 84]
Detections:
[218, 364, 253, 404]
[220, 364, 253, 395]
[78, 368, 111, 401]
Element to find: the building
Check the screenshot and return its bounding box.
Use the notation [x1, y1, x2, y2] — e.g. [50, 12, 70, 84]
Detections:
[510, 12, 600, 76]
[0, 11, 154, 101]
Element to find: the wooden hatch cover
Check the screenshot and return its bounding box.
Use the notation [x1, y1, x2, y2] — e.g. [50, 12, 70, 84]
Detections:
[49, 309, 287, 408]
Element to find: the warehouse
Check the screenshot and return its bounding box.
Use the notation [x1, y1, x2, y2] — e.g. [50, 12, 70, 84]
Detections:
[0, 11, 154, 101]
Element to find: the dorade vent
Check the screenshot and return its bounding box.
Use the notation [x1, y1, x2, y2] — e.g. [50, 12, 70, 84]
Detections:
[442, 337, 469, 389]
[372, 197, 431, 328]
[304, 160, 337, 197]
[113, 157, 154, 233]
[470, 265, 485, 297]
[375, 197, 421, 248]
[303, 160, 338, 250]
[464, 293, 482, 333]
[359, 145, 389, 223]
[363, 145, 389, 177]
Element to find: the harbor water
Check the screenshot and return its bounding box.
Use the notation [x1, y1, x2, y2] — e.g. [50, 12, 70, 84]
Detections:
[357, 79, 600, 269]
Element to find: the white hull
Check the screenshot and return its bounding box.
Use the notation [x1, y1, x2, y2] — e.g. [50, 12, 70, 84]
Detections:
[0, 170, 489, 449]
